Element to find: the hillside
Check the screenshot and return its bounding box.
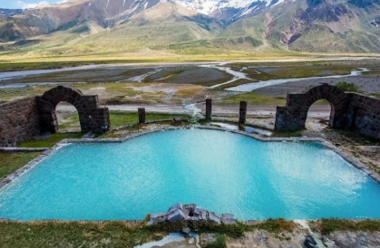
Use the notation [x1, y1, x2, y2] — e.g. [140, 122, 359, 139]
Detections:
[0, 0, 380, 56]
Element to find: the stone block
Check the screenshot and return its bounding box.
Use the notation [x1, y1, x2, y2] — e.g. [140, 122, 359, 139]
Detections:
[207, 212, 221, 224]
[167, 209, 186, 222]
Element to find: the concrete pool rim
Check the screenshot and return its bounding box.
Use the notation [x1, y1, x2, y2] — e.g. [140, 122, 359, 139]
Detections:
[0, 125, 379, 220]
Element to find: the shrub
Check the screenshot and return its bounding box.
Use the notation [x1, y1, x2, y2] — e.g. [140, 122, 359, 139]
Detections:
[336, 82, 363, 93]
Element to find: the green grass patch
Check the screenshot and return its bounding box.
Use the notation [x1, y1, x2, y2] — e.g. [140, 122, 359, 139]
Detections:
[316, 219, 380, 235]
[271, 130, 304, 138]
[58, 111, 189, 130]
[218, 92, 286, 105]
[370, 93, 380, 98]
[336, 81, 363, 93]
[0, 219, 298, 248]
[203, 234, 227, 248]
[18, 133, 83, 148]
[0, 152, 41, 180]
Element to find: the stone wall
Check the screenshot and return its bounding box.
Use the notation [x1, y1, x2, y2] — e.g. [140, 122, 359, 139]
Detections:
[0, 86, 110, 147]
[36, 86, 110, 133]
[348, 94, 380, 139]
[275, 84, 380, 139]
[0, 97, 40, 147]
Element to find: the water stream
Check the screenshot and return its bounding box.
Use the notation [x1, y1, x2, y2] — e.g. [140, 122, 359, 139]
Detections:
[226, 68, 370, 92]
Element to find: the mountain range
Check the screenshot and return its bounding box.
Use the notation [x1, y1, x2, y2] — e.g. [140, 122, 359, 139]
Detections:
[0, 0, 380, 55]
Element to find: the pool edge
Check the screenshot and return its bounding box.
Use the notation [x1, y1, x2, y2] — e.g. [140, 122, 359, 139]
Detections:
[1, 125, 379, 194]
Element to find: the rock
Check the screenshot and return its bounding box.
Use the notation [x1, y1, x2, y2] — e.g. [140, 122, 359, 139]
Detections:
[193, 207, 208, 221]
[168, 202, 184, 213]
[201, 233, 218, 246]
[221, 213, 236, 224]
[148, 203, 236, 225]
[207, 212, 221, 224]
[149, 212, 166, 224]
[181, 227, 192, 235]
[167, 209, 187, 222]
[183, 204, 196, 216]
[304, 235, 318, 248]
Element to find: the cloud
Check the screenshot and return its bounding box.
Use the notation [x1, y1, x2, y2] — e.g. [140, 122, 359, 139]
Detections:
[56, 0, 71, 4]
[16, 1, 50, 9]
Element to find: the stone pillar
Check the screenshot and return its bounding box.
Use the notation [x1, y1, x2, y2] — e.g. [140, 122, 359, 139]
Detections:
[138, 108, 146, 124]
[206, 98, 212, 121]
[239, 101, 247, 124]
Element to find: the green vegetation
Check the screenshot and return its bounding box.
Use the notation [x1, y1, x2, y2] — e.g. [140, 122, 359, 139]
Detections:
[370, 93, 380, 98]
[0, 219, 297, 248]
[271, 130, 303, 138]
[0, 152, 41, 179]
[203, 234, 227, 248]
[315, 219, 380, 235]
[0, 60, 157, 72]
[59, 111, 190, 130]
[228, 63, 355, 81]
[18, 133, 83, 148]
[336, 82, 363, 93]
[218, 92, 286, 105]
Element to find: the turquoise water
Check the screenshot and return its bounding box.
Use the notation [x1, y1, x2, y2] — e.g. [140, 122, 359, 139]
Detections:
[1, 129, 380, 221]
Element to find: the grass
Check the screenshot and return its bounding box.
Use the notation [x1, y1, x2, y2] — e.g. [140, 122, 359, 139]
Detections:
[203, 234, 227, 248]
[336, 81, 363, 93]
[217, 92, 286, 105]
[271, 130, 304, 138]
[314, 219, 380, 235]
[228, 63, 356, 81]
[0, 219, 298, 248]
[18, 133, 84, 148]
[59, 111, 190, 130]
[0, 152, 41, 180]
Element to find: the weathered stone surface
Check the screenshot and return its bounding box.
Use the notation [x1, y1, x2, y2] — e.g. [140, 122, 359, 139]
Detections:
[37, 86, 110, 134]
[149, 203, 236, 225]
[0, 86, 110, 146]
[181, 227, 192, 235]
[207, 212, 221, 224]
[0, 97, 40, 147]
[167, 209, 186, 222]
[193, 207, 208, 221]
[221, 213, 236, 224]
[275, 84, 380, 140]
[206, 98, 212, 121]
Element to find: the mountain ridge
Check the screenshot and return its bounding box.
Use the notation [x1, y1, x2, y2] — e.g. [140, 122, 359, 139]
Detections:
[0, 0, 380, 54]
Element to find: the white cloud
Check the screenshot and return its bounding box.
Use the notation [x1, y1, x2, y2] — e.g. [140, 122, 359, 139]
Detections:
[16, 1, 50, 9]
[56, 0, 71, 4]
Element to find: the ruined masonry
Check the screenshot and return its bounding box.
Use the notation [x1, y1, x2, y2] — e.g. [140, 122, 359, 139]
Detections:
[148, 203, 236, 225]
[0, 86, 110, 147]
[275, 84, 380, 139]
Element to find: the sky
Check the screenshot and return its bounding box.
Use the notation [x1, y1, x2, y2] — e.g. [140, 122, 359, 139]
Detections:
[0, 0, 73, 9]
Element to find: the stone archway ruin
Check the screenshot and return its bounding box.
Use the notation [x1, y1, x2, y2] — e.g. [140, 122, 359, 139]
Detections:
[275, 84, 349, 131]
[275, 83, 380, 140]
[36, 86, 110, 133]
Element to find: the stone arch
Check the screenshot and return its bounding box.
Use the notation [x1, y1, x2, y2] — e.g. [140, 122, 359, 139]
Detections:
[275, 84, 349, 131]
[36, 86, 110, 133]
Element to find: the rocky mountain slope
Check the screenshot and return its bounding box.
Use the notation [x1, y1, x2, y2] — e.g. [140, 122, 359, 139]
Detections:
[0, 0, 380, 54]
[0, 9, 23, 18]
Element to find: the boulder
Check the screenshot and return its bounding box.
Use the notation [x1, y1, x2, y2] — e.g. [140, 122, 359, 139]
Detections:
[221, 213, 236, 224]
[149, 212, 166, 224]
[193, 207, 208, 221]
[167, 209, 186, 222]
[304, 235, 318, 248]
[181, 227, 192, 235]
[168, 202, 184, 213]
[207, 212, 221, 224]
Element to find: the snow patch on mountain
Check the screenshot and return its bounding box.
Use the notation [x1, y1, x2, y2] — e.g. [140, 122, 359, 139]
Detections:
[177, 0, 286, 16]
